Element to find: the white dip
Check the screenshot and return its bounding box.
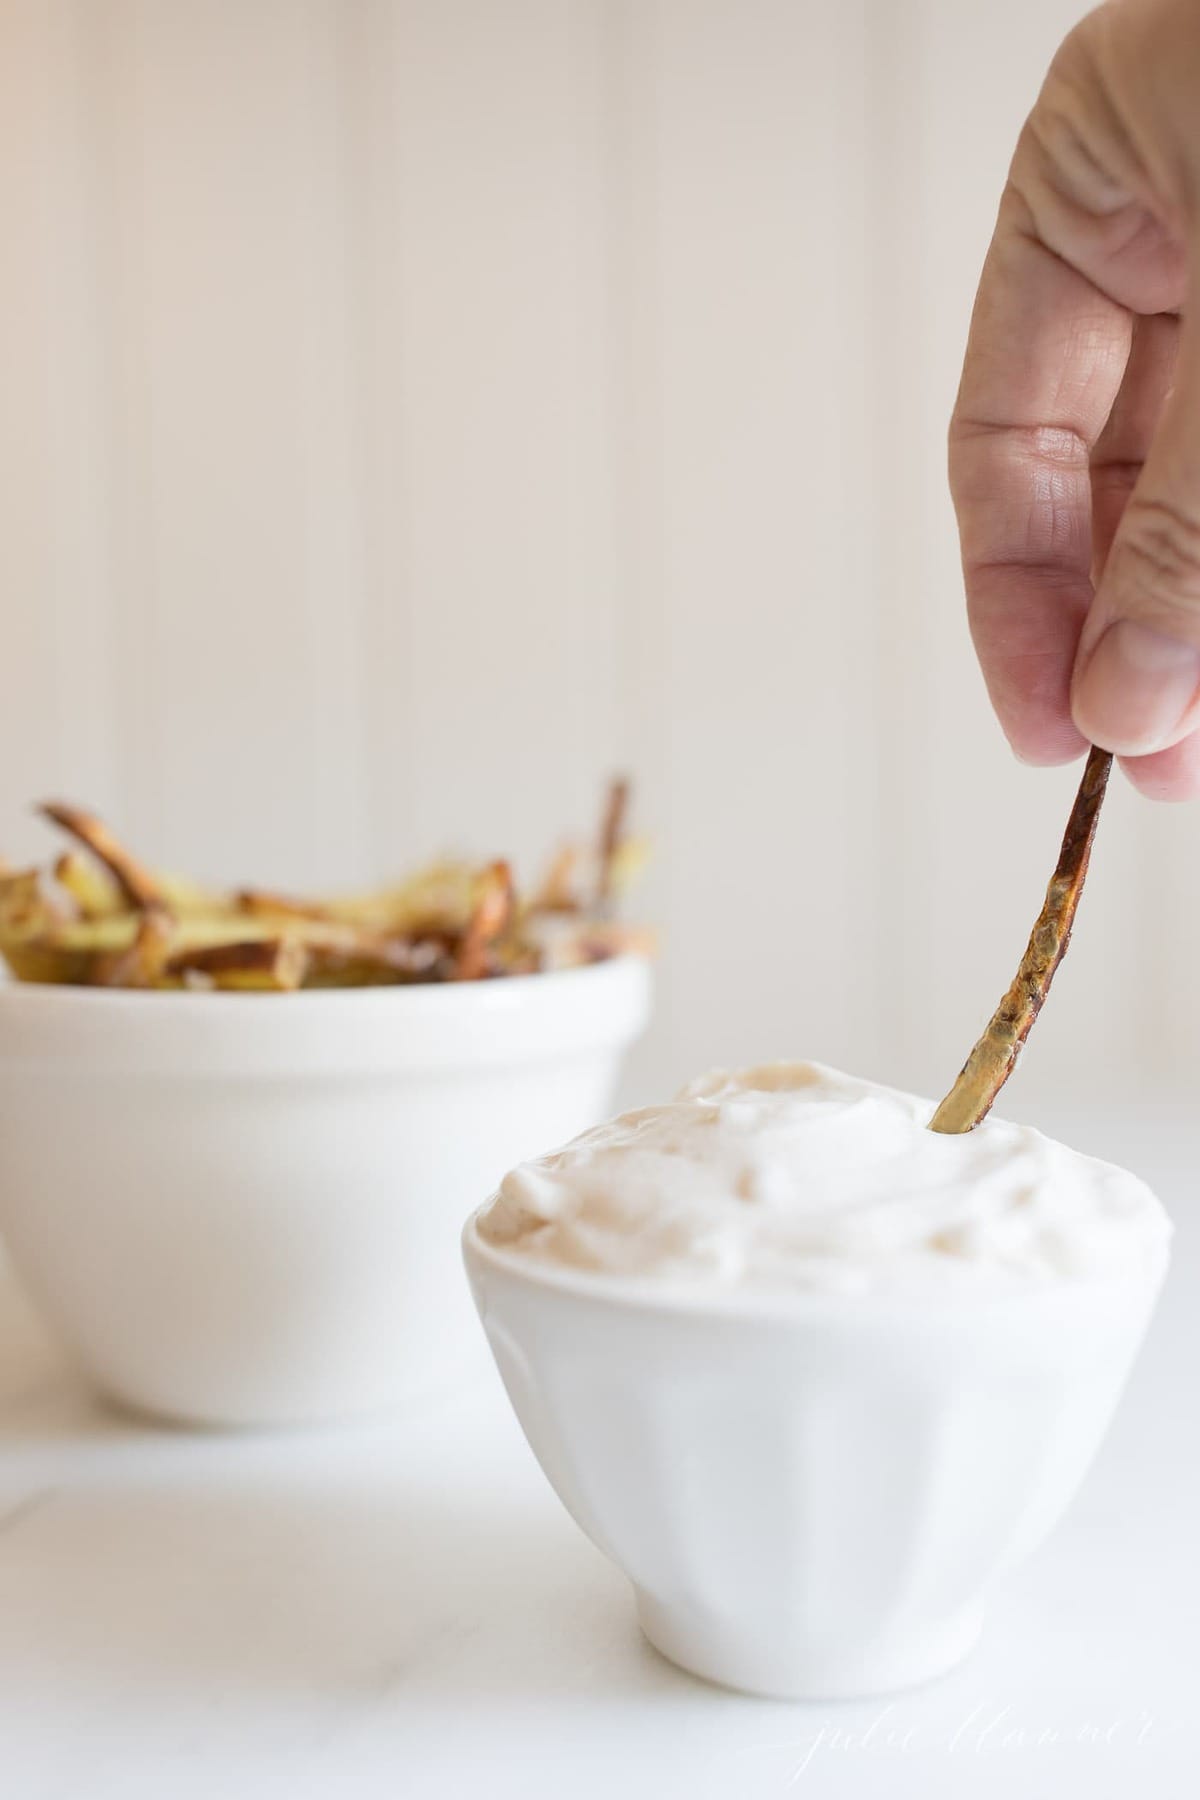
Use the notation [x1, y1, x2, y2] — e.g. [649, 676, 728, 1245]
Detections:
[478, 1062, 1171, 1295]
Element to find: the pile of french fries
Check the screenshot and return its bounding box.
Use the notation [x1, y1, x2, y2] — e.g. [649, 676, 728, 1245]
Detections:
[0, 783, 651, 992]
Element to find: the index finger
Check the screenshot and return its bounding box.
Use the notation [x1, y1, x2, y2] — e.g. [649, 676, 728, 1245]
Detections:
[949, 185, 1131, 763]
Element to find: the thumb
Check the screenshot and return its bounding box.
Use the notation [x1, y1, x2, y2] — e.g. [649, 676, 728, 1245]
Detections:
[1072, 302, 1200, 757]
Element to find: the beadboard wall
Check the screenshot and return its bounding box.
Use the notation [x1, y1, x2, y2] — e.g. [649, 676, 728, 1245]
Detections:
[2, 0, 1196, 1117]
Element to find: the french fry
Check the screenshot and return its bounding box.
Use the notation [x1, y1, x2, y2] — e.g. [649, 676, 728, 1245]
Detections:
[455, 861, 515, 979]
[1, 941, 99, 984]
[0, 866, 76, 939]
[92, 908, 176, 989]
[165, 937, 310, 992]
[530, 844, 582, 915]
[595, 776, 631, 915]
[39, 802, 163, 912]
[326, 861, 480, 935]
[607, 834, 651, 897]
[302, 937, 449, 987]
[236, 889, 334, 923]
[54, 851, 125, 919]
[929, 746, 1112, 1134]
[233, 908, 455, 985]
[2, 782, 650, 991]
[157, 873, 225, 915]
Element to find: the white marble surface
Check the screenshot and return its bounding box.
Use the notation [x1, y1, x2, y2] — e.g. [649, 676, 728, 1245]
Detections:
[0, 1106, 1195, 1800]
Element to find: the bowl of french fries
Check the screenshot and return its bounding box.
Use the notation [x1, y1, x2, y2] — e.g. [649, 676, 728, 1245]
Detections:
[0, 785, 652, 1427]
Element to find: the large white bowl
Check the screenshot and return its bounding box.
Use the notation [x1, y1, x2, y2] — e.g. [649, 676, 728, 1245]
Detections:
[464, 1217, 1166, 1699]
[0, 957, 650, 1427]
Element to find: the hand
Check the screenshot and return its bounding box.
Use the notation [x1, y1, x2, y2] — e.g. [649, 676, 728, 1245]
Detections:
[950, 0, 1200, 798]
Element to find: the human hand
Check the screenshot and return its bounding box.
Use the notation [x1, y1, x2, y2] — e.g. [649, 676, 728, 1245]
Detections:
[950, 0, 1200, 798]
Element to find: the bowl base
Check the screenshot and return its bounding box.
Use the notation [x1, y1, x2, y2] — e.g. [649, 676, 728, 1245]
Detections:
[82, 1335, 491, 1433]
[635, 1589, 984, 1701]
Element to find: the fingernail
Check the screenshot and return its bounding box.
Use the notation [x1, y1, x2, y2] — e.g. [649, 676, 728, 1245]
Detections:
[1074, 620, 1200, 753]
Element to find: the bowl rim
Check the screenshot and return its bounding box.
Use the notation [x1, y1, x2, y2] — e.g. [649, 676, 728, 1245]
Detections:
[0, 950, 651, 1015]
[0, 953, 653, 1076]
[461, 1205, 1171, 1323]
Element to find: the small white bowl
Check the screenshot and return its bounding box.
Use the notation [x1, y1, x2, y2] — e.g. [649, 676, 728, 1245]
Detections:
[463, 1217, 1166, 1699]
[0, 957, 650, 1427]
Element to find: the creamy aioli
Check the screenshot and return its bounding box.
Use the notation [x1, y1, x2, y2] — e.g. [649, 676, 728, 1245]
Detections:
[477, 1062, 1171, 1294]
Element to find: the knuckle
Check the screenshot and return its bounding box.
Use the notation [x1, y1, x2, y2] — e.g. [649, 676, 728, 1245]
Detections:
[950, 417, 1090, 470]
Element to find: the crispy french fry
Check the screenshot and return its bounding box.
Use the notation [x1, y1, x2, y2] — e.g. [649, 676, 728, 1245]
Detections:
[455, 861, 515, 979]
[929, 746, 1112, 1134]
[596, 776, 631, 914]
[326, 861, 480, 935]
[230, 910, 453, 984]
[0, 866, 76, 939]
[1, 942, 98, 984]
[530, 844, 582, 915]
[608, 834, 650, 896]
[165, 936, 310, 992]
[302, 937, 449, 987]
[92, 908, 176, 989]
[236, 888, 334, 923]
[54, 851, 125, 919]
[39, 802, 163, 912]
[157, 873, 224, 914]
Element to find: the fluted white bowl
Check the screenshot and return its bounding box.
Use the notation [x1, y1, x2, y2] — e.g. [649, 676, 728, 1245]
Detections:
[0, 957, 650, 1427]
[463, 1218, 1166, 1698]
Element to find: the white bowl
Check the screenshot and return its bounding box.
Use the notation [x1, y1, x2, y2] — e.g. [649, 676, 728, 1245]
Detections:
[0, 957, 650, 1427]
[463, 1218, 1166, 1699]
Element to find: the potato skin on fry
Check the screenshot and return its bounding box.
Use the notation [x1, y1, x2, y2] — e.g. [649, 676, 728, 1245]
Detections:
[1, 942, 99, 985]
[454, 861, 515, 980]
[92, 908, 177, 989]
[0, 867, 77, 936]
[39, 802, 163, 911]
[165, 937, 310, 992]
[235, 889, 334, 924]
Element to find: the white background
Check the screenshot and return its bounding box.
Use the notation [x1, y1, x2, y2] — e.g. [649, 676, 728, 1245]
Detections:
[4, 0, 1196, 1115]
